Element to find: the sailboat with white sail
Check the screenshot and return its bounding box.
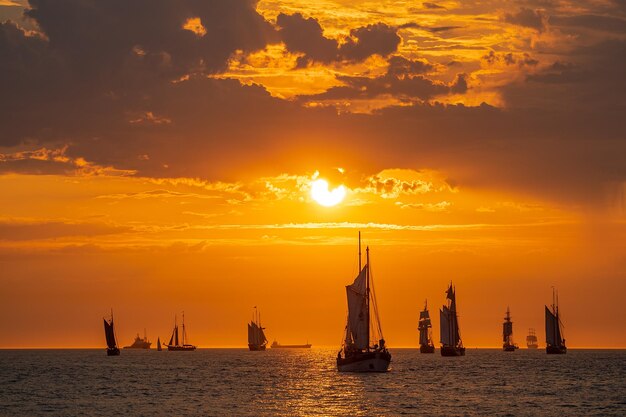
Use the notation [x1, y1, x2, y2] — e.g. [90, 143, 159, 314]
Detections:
[166, 312, 196, 351]
[502, 306, 519, 351]
[418, 300, 435, 353]
[440, 282, 465, 356]
[337, 233, 391, 372]
[103, 309, 120, 356]
[545, 288, 567, 354]
[248, 307, 268, 351]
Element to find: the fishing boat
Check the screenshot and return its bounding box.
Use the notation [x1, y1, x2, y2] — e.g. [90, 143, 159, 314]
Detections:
[248, 307, 268, 351]
[166, 313, 196, 351]
[418, 299, 435, 353]
[123, 329, 152, 349]
[156, 337, 162, 351]
[271, 341, 312, 349]
[337, 233, 391, 372]
[545, 289, 567, 354]
[502, 307, 519, 351]
[440, 282, 465, 356]
[103, 310, 120, 356]
[526, 328, 539, 349]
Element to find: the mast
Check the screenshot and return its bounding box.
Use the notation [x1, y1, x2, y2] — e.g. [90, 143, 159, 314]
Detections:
[182, 311, 185, 345]
[366, 245, 370, 351]
[358, 231, 362, 271]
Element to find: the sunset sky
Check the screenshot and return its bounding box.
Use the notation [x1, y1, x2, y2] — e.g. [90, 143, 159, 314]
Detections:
[1, 0, 625, 348]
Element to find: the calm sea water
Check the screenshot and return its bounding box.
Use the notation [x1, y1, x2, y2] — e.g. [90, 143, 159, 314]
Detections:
[1, 348, 624, 416]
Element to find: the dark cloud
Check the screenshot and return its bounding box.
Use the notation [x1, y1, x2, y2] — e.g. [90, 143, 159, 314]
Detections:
[549, 14, 626, 33]
[504, 8, 546, 31]
[482, 51, 539, 67]
[399, 22, 463, 32]
[277, 13, 399, 66]
[422, 2, 446, 10]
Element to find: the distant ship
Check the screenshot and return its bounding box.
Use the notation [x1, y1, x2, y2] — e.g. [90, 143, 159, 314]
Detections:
[502, 307, 519, 351]
[271, 341, 312, 349]
[418, 299, 435, 353]
[103, 310, 120, 356]
[337, 232, 391, 372]
[440, 282, 466, 356]
[545, 288, 567, 354]
[526, 328, 539, 349]
[166, 313, 196, 351]
[123, 329, 152, 349]
[248, 307, 268, 351]
[156, 337, 162, 351]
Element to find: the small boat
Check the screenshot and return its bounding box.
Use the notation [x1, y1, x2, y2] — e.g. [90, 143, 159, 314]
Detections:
[545, 288, 567, 354]
[123, 329, 152, 349]
[103, 310, 120, 356]
[156, 337, 162, 351]
[271, 340, 312, 349]
[526, 328, 539, 349]
[418, 299, 435, 353]
[166, 313, 197, 351]
[248, 307, 268, 351]
[502, 307, 519, 351]
[440, 282, 466, 356]
[337, 232, 391, 372]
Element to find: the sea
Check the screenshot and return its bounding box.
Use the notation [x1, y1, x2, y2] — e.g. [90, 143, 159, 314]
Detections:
[1, 348, 624, 416]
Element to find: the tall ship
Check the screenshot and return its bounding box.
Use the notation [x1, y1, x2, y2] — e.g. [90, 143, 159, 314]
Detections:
[418, 300, 435, 353]
[103, 310, 120, 356]
[526, 328, 539, 349]
[166, 313, 197, 351]
[271, 341, 312, 349]
[502, 307, 519, 351]
[248, 307, 268, 351]
[440, 282, 465, 356]
[123, 329, 152, 349]
[545, 289, 567, 354]
[337, 233, 391, 372]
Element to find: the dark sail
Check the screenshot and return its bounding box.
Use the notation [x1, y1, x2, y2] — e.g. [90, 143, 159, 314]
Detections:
[103, 318, 117, 349]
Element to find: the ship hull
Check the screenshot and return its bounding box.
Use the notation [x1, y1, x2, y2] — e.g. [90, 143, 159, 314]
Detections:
[420, 345, 435, 353]
[167, 345, 196, 351]
[546, 345, 567, 354]
[503, 344, 518, 352]
[248, 344, 266, 351]
[123, 344, 151, 349]
[441, 346, 465, 356]
[527, 344, 538, 349]
[106, 347, 120, 356]
[337, 351, 391, 372]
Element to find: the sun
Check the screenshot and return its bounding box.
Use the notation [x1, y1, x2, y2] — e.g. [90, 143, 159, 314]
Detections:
[310, 179, 346, 207]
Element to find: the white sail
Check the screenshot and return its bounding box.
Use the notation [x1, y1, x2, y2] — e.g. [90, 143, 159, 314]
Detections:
[440, 307, 452, 346]
[345, 266, 369, 350]
[545, 306, 557, 346]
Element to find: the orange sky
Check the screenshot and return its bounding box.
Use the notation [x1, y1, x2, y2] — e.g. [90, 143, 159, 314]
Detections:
[0, 0, 625, 348]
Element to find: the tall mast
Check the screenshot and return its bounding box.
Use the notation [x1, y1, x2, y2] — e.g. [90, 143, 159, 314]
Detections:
[366, 245, 370, 350]
[358, 231, 362, 271]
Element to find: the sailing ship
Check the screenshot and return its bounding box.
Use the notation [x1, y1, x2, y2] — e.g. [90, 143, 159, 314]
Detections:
[337, 233, 391, 372]
[123, 329, 152, 349]
[166, 313, 196, 351]
[440, 282, 466, 356]
[271, 341, 312, 349]
[545, 288, 567, 354]
[526, 328, 539, 349]
[156, 337, 162, 351]
[418, 299, 435, 353]
[502, 307, 519, 351]
[248, 307, 268, 351]
[103, 310, 120, 356]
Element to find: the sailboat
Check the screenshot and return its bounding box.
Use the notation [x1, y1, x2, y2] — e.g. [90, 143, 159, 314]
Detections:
[526, 328, 539, 349]
[248, 307, 268, 351]
[545, 288, 567, 354]
[418, 299, 435, 353]
[440, 282, 465, 356]
[502, 306, 519, 351]
[166, 313, 196, 351]
[103, 310, 120, 356]
[337, 233, 391, 372]
[156, 337, 162, 351]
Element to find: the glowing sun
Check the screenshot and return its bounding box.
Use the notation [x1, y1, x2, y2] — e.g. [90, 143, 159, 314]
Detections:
[310, 179, 346, 207]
